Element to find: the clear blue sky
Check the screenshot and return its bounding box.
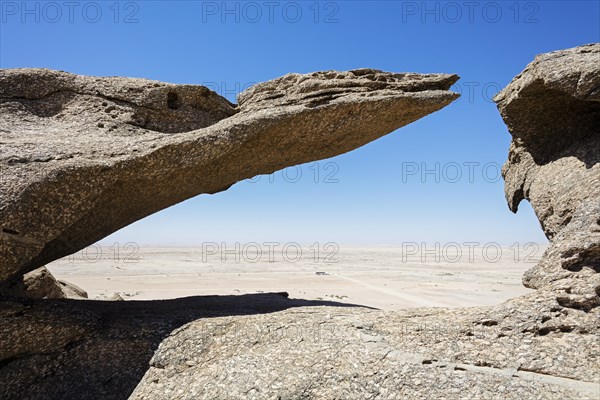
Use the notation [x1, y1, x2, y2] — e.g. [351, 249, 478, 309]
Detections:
[1, 1, 598, 245]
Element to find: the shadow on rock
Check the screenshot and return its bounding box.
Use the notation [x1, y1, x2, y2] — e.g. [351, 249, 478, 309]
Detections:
[0, 293, 371, 400]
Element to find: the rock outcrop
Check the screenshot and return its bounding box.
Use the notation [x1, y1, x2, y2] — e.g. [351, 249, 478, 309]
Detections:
[495, 43, 600, 311]
[129, 44, 600, 399]
[17, 266, 88, 299]
[130, 301, 599, 400]
[1, 293, 352, 400]
[0, 68, 458, 289]
[1, 293, 598, 400]
[2, 46, 599, 400]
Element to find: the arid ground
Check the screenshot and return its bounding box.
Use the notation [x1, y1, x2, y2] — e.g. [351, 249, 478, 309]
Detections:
[47, 244, 545, 310]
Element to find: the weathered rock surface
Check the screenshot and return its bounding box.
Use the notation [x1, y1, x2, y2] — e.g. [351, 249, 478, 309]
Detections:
[1, 293, 350, 400]
[128, 44, 600, 400]
[21, 267, 67, 299]
[57, 279, 88, 299]
[2, 47, 599, 400]
[0, 68, 458, 288]
[16, 266, 88, 299]
[130, 300, 599, 400]
[1, 293, 598, 400]
[495, 43, 600, 310]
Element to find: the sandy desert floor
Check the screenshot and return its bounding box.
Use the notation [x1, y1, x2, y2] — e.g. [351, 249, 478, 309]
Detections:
[47, 244, 545, 310]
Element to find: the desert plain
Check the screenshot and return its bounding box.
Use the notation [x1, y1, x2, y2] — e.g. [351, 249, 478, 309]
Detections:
[47, 244, 545, 310]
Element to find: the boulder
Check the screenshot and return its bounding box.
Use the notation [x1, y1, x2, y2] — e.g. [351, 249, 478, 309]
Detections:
[0, 68, 459, 289]
[5, 266, 88, 299]
[21, 267, 65, 299]
[57, 280, 88, 299]
[107, 293, 125, 301]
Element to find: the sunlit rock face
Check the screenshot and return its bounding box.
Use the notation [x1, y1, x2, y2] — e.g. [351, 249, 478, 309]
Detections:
[0, 68, 458, 289]
[2, 46, 598, 400]
[495, 43, 600, 311]
[128, 45, 600, 400]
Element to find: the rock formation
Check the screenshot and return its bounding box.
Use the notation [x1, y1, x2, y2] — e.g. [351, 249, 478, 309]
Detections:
[0, 68, 458, 292]
[1, 293, 353, 400]
[130, 44, 600, 399]
[495, 43, 600, 311]
[1, 45, 599, 400]
[129, 303, 598, 399]
[18, 266, 87, 299]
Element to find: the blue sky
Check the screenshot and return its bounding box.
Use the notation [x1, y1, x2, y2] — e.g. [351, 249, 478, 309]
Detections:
[1, 1, 598, 245]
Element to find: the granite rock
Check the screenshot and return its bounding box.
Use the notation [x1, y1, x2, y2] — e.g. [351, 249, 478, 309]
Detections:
[128, 44, 600, 400]
[6, 266, 88, 299]
[495, 43, 600, 309]
[2, 47, 599, 399]
[0, 68, 458, 288]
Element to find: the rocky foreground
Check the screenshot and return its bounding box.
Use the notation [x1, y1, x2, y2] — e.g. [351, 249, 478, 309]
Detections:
[1, 45, 599, 399]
